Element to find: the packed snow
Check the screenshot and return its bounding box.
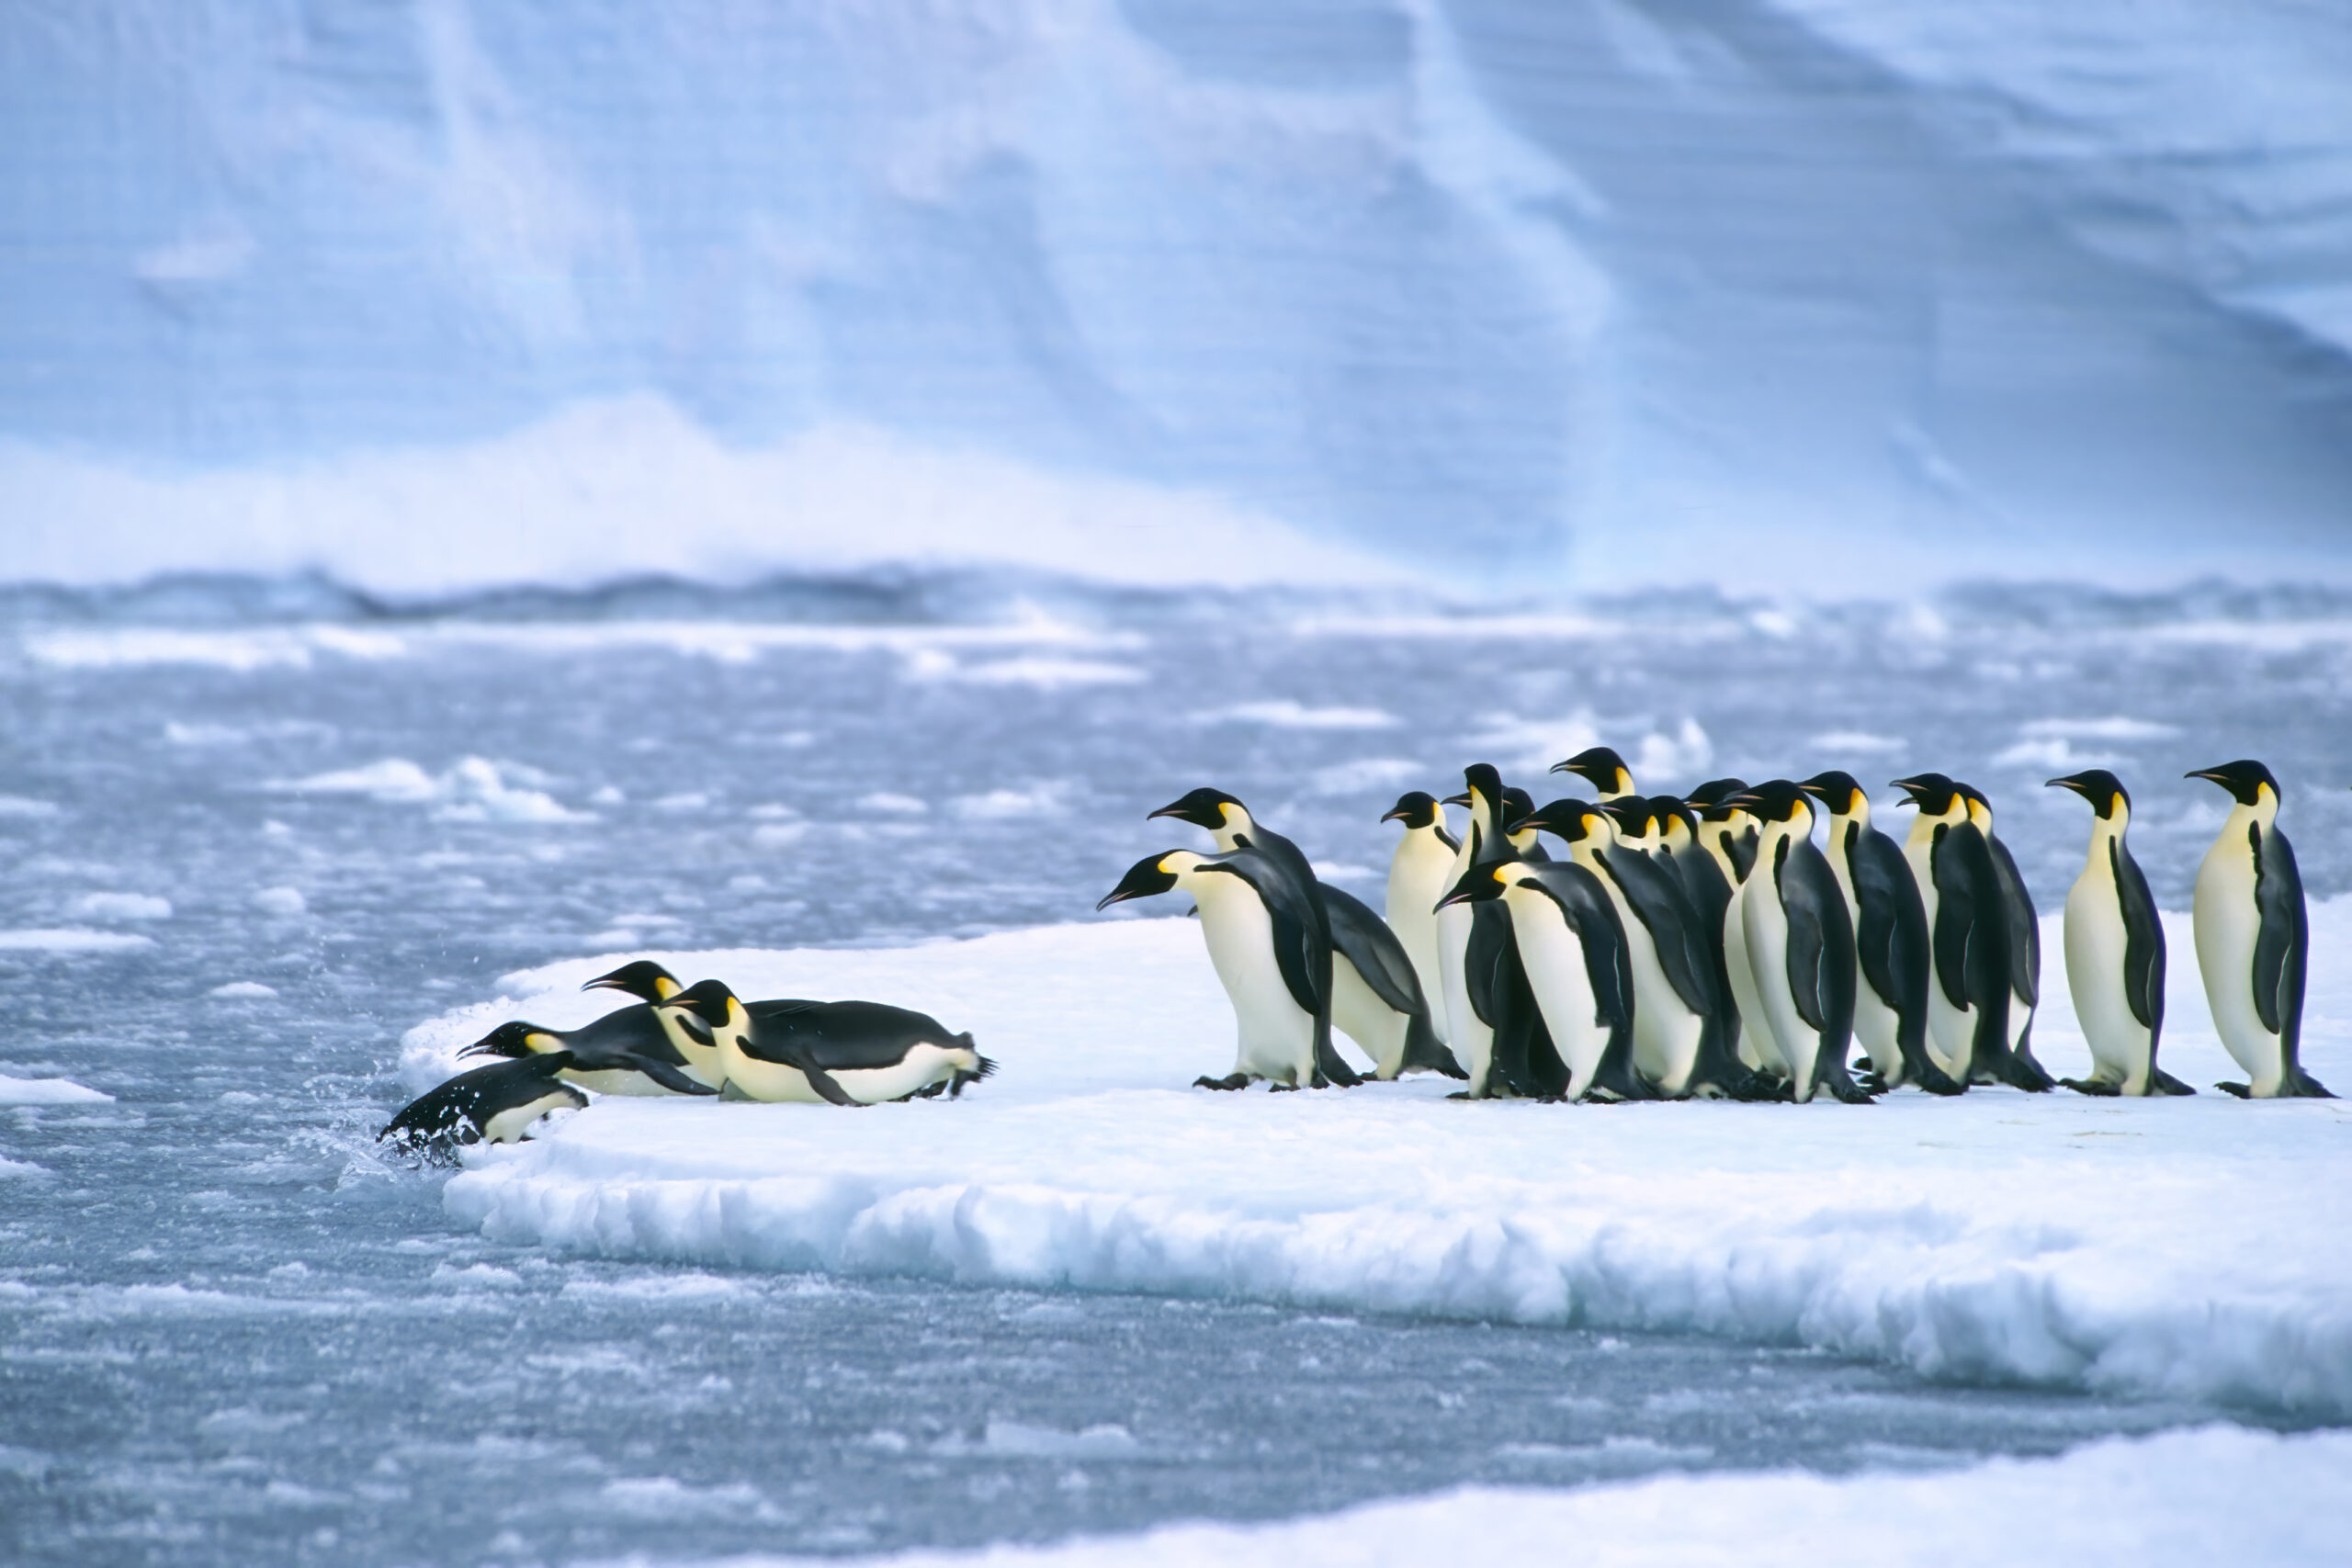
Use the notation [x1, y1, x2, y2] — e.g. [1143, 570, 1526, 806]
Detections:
[673, 1424, 2352, 1568]
[409, 899, 2352, 1421]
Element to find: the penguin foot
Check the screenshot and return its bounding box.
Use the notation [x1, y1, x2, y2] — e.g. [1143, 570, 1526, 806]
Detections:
[2290, 1071, 2336, 1099]
[1268, 1081, 1303, 1093]
[1826, 1077, 1878, 1106]
[1853, 1070, 1888, 1096]
[2152, 1069, 2197, 1097]
[1446, 1090, 1474, 1100]
[2215, 1081, 2253, 1099]
[1914, 1066, 1967, 1097]
[2059, 1077, 2121, 1098]
[1193, 1073, 1251, 1091]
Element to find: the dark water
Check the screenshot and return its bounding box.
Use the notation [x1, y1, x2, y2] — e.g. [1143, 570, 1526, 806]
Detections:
[5, 572, 2348, 1564]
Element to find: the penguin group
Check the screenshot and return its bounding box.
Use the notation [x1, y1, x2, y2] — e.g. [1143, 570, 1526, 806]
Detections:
[380, 960, 994, 1157]
[1104, 752, 2333, 1103]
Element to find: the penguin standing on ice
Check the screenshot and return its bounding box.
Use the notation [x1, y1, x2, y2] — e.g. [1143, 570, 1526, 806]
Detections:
[1688, 779, 1758, 880]
[1553, 746, 1636, 801]
[1517, 797, 1754, 1099]
[1148, 789, 1360, 1088]
[1891, 774, 2043, 1090]
[1437, 860, 1651, 1101]
[1434, 765, 1563, 1097]
[1661, 795, 1747, 1072]
[2186, 761, 2333, 1098]
[1798, 773, 1962, 1095]
[1100, 847, 1331, 1089]
[2047, 771, 2191, 1096]
[380, 1055, 586, 1155]
[1725, 783, 1871, 1103]
[660, 980, 991, 1104]
[1322, 884, 1463, 1080]
[1957, 784, 2057, 1091]
[1697, 794, 1781, 1081]
[1382, 791, 1459, 1042]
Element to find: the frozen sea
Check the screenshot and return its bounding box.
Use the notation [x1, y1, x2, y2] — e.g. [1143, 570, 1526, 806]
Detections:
[4, 571, 2350, 1566]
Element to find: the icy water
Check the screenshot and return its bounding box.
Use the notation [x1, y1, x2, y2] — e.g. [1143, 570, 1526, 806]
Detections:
[6, 572, 2351, 1565]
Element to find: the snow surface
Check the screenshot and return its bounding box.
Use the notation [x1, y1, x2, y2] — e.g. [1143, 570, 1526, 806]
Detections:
[409, 903, 2352, 1420]
[0, 1075, 114, 1106]
[9, 3, 2352, 592]
[644, 1425, 2352, 1567]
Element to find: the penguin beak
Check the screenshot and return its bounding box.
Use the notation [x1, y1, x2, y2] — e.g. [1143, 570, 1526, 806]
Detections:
[2046, 776, 2087, 796]
[2184, 768, 2222, 784]
[1379, 807, 1411, 824]
[1435, 868, 1500, 909]
[1441, 790, 1472, 807]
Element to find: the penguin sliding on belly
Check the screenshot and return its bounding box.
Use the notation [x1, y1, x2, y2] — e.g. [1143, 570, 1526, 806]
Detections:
[661, 980, 993, 1104]
[1798, 773, 1962, 1096]
[1148, 789, 1360, 1088]
[1438, 859, 1650, 1101]
[2187, 761, 2332, 1099]
[1100, 847, 1329, 1089]
[2048, 771, 2191, 1096]
[380, 1054, 587, 1157]
[1725, 783, 1872, 1104]
[457, 1014, 720, 1099]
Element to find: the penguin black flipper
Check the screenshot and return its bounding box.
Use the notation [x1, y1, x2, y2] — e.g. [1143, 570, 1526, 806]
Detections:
[1323, 885, 1463, 1081]
[1227, 823, 1354, 1088]
[1985, 834, 2041, 1009]
[2113, 838, 2166, 1036]
[1597, 848, 1717, 1019]
[629, 1057, 723, 1097]
[1781, 840, 1867, 1101]
[1852, 829, 1960, 1093]
[1927, 823, 1976, 1011]
[1202, 859, 1324, 1023]
[2250, 823, 2304, 1043]
[1560, 868, 1656, 1102]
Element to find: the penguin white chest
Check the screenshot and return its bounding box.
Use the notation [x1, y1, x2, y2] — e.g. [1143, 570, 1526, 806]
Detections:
[1741, 879, 1820, 1094]
[1193, 877, 1316, 1084]
[1386, 832, 1455, 1042]
[2192, 830, 2278, 1085]
[1505, 892, 1607, 1091]
[1434, 897, 1489, 1077]
[2062, 863, 2145, 1087]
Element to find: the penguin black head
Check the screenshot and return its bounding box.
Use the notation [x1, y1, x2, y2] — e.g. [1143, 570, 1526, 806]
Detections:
[1685, 777, 1748, 808]
[661, 978, 739, 1032]
[2186, 760, 2279, 808]
[1510, 797, 1608, 844]
[1890, 773, 1963, 816]
[1797, 771, 1868, 817]
[2048, 770, 2130, 818]
[1435, 862, 1514, 909]
[1148, 787, 1246, 833]
[1098, 852, 1185, 910]
[1551, 746, 1632, 794]
[1445, 762, 1505, 811]
[1601, 798, 1657, 838]
[583, 959, 682, 1003]
[1729, 780, 1813, 826]
[1649, 795, 1698, 842]
[1381, 791, 1443, 829]
[1501, 786, 1538, 827]
[459, 1020, 563, 1060]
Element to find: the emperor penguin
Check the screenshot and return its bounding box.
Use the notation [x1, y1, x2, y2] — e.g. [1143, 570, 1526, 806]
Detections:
[1323, 884, 1464, 1080]
[1437, 860, 1653, 1102]
[661, 980, 991, 1104]
[1659, 795, 1746, 1072]
[2047, 771, 2191, 1096]
[2186, 761, 2333, 1098]
[582, 960, 804, 1089]
[1600, 798, 1663, 856]
[1515, 797, 1756, 1099]
[1500, 788, 1552, 860]
[1382, 791, 1460, 1041]
[1890, 774, 2041, 1090]
[1552, 746, 1635, 801]
[1434, 764, 1564, 1098]
[1725, 783, 1871, 1103]
[1698, 795, 1780, 1079]
[1797, 773, 1962, 1095]
[1148, 789, 1360, 1088]
[457, 1014, 721, 1099]
[1688, 779, 1758, 881]
[1957, 783, 2058, 1091]
[380, 1054, 586, 1156]
[1100, 847, 1331, 1089]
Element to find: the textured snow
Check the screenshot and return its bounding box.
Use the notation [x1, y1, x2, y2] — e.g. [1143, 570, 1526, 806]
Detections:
[0, 1075, 114, 1106]
[650, 1425, 2352, 1567]
[8, 3, 2351, 592]
[413, 901, 2352, 1419]
[0, 929, 156, 954]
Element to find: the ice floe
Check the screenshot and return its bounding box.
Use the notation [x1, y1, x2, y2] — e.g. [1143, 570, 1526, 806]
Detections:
[0, 1075, 114, 1105]
[410, 904, 2352, 1417]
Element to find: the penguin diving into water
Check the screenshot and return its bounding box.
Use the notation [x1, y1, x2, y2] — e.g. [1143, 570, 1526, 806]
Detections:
[2187, 761, 2333, 1098]
[1382, 791, 1459, 1045]
[1100, 847, 1337, 1089]
[1436, 859, 1652, 1102]
[1724, 783, 1872, 1104]
[1148, 788, 1361, 1088]
[660, 979, 993, 1103]
[1798, 772, 1962, 1096]
[1552, 746, 1636, 801]
[2047, 771, 2191, 1096]
[380, 1054, 586, 1157]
